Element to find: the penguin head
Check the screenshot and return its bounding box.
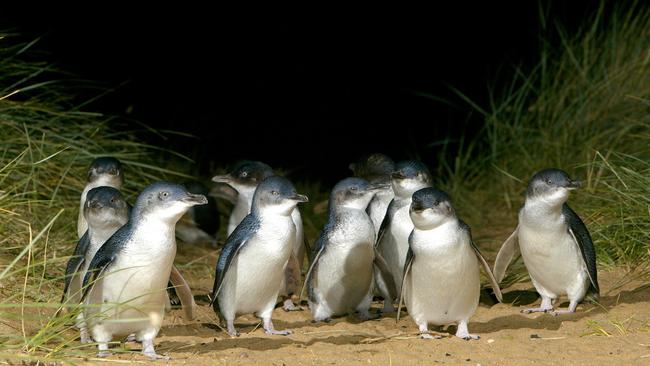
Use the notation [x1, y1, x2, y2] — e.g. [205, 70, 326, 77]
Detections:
[329, 177, 385, 211]
[391, 160, 432, 198]
[211, 160, 274, 193]
[87, 157, 124, 187]
[409, 187, 455, 229]
[252, 176, 308, 216]
[84, 186, 130, 230]
[134, 181, 208, 224]
[349, 153, 395, 184]
[526, 168, 581, 205]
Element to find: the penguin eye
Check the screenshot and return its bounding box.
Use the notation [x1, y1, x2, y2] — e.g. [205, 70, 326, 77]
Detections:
[240, 171, 248, 178]
[109, 168, 117, 175]
[350, 186, 358, 191]
[159, 191, 169, 200]
[434, 200, 440, 206]
[546, 179, 552, 185]
[271, 190, 279, 196]
[110, 197, 115, 204]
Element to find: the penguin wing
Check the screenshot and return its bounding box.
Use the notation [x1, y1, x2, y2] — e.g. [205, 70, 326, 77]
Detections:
[169, 265, 197, 320]
[373, 250, 398, 300]
[375, 199, 396, 248]
[61, 231, 90, 302]
[301, 233, 327, 303]
[80, 224, 130, 302]
[209, 214, 259, 308]
[459, 221, 503, 303]
[563, 204, 600, 295]
[396, 244, 414, 322]
[493, 226, 520, 283]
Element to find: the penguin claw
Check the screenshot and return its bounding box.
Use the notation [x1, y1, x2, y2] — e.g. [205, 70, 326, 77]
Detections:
[265, 329, 292, 336]
[97, 350, 112, 358]
[420, 333, 442, 340]
[144, 351, 170, 360]
[282, 299, 302, 312]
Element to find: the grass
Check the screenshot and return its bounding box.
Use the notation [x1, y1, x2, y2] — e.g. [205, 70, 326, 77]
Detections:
[437, 3, 650, 271]
[0, 33, 196, 362]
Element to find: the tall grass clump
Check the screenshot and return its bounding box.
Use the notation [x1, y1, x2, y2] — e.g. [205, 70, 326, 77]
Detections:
[0, 34, 192, 362]
[445, 3, 650, 268]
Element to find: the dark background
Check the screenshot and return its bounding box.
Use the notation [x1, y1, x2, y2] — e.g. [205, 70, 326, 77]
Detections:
[2, 2, 602, 184]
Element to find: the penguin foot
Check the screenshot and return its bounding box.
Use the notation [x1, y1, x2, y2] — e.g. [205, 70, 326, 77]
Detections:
[123, 334, 137, 343]
[357, 311, 379, 321]
[282, 299, 302, 312]
[550, 309, 575, 316]
[143, 351, 170, 360]
[382, 302, 396, 314]
[79, 328, 93, 344]
[459, 334, 480, 341]
[96, 350, 112, 358]
[265, 329, 293, 336]
[227, 330, 240, 337]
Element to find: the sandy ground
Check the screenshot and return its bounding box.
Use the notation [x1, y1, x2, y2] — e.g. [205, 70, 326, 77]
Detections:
[51, 258, 650, 366]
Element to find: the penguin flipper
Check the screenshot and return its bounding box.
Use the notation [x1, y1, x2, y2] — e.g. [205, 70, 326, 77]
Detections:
[169, 265, 197, 320]
[396, 247, 414, 322]
[374, 199, 396, 248]
[301, 235, 326, 303]
[493, 227, 520, 283]
[80, 224, 130, 302]
[61, 231, 90, 303]
[563, 204, 599, 296]
[373, 250, 398, 300]
[470, 240, 503, 303]
[209, 215, 258, 312]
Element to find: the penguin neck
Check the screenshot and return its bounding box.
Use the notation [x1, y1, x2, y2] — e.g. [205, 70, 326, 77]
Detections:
[522, 195, 564, 220]
[88, 222, 122, 245]
[236, 185, 257, 212]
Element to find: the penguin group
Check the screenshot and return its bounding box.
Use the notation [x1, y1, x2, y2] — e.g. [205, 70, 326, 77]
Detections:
[60, 154, 599, 359]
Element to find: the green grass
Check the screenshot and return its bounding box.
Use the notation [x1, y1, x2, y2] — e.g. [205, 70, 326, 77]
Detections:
[0, 34, 196, 362]
[437, 3, 650, 271]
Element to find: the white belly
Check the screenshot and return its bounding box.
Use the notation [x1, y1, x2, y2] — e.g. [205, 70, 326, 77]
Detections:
[312, 238, 374, 315]
[85, 231, 175, 338]
[404, 225, 479, 326]
[378, 203, 412, 292]
[219, 218, 295, 318]
[518, 220, 588, 300]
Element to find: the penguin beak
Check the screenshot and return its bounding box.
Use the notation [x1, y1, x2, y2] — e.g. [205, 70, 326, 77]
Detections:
[411, 201, 425, 213]
[290, 193, 309, 203]
[183, 193, 208, 205]
[211, 175, 231, 184]
[348, 163, 356, 172]
[391, 171, 407, 180]
[367, 182, 390, 192]
[565, 180, 581, 190]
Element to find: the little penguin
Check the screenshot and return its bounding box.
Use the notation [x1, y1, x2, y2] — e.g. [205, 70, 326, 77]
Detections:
[80, 181, 207, 359]
[375, 160, 432, 312]
[304, 177, 381, 322]
[493, 168, 599, 314]
[349, 153, 396, 238]
[209, 176, 308, 337]
[212, 160, 306, 311]
[62, 186, 129, 343]
[77, 157, 124, 238]
[398, 187, 502, 340]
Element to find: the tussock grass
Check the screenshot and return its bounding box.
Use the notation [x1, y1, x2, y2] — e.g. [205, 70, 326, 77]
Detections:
[441, 3, 650, 270]
[0, 34, 193, 361]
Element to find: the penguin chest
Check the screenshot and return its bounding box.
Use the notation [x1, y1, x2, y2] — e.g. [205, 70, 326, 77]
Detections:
[382, 203, 413, 284]
[405, 226, 480, 325]
[314, 216, 375, 313]
[518, 218, 587, 298]
[225, 218, 296, 315]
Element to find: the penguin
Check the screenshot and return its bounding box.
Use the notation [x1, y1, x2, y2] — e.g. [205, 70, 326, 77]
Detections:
[209, 176, 308, 337]
[211, 161, 275, 236]
[62, 186, 129, 343]
[80, 182, 207, 359]
[349, 153, 395, 237]
[176, 181, 220, 246]
[375, 160, 432, 312]
[77, 157, 124, 238]
[493, 168, 599, 314]
[304, 177, 380, 322]
[212, 161, 306, 311]
[397, 187, 502, 340]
